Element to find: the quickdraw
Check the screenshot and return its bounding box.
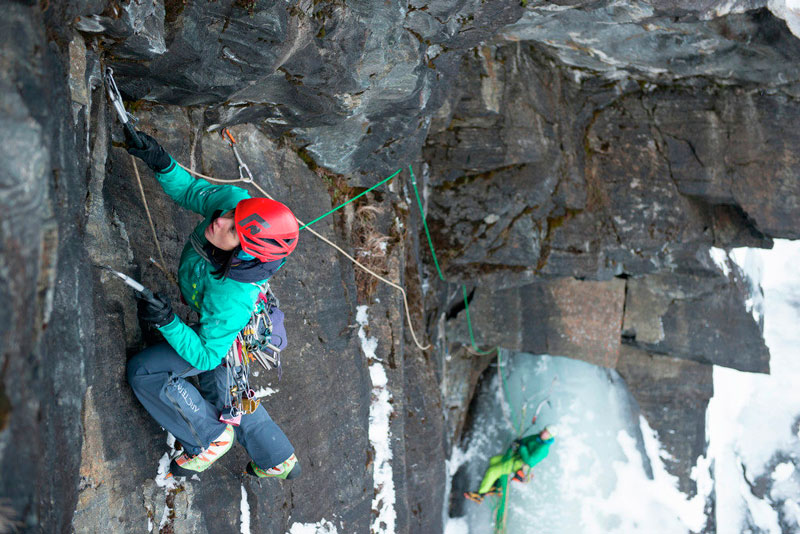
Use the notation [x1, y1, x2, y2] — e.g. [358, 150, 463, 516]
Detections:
[220, 128, 255, 183]
[104, 67, 144, 149]
[220, 282, 283, 426]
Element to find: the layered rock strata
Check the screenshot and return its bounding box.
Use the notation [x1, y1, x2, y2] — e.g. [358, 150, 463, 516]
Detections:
[1, 1, 797, 533]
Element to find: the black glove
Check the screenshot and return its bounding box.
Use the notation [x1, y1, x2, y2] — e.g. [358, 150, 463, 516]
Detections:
[136, 291, 175, 328]
[126, 131, 173, 173]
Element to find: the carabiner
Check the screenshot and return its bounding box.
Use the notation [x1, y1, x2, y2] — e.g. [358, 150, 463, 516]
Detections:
[220, 127, 255, 183]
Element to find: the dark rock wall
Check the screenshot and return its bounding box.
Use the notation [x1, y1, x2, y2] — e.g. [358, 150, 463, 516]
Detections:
[1, 1, 798, 532]
[423, 43, 789, 283]
[1, 4, 94, 532]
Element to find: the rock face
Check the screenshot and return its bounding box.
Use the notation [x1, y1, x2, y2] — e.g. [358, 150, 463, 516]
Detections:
[1, 1, 797, 533]
[616, 346, 714, 499]
[447, 278, 627, 368]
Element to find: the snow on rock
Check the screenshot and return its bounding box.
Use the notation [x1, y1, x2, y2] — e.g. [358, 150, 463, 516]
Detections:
[287, 519, 339, 533]
[240, 485, 251, 534]
[443, 516, 470, 534]
[638, 416, 707, 531]
[356, 305, 396, 534]
[253, 386, 278, 399]
[772, 462, 795, 483]
[155, 453, 176, 490]
[155, 432, 179, 490]
[710, 240, 800, 533]
[710, 247, 731, 277]
[769, 0, 800, 39]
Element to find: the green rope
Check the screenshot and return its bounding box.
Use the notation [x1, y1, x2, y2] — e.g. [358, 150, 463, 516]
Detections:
[497, 350, 521, 435]
[408, 165, 445, 281]
[299, 168, 402, 230]
[462, 285, 495, 355]
[408, 164, 496, 355]
[410, 164, 518, 531]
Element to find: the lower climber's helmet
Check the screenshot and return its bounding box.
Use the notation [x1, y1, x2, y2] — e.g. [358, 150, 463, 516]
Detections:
[234, 198, 299, 262]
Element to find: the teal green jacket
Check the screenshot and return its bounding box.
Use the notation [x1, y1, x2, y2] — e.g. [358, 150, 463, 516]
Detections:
[153, 160, 264, 371]
[518, 434, 553, 467]
[476, 434, 554, 493]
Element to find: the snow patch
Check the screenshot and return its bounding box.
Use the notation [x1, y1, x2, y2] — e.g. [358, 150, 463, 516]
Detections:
[772, 462, 795, 483]
[356, 306, 378, 361]
[287, 519, 339, 534]
[155, 432, 179, 489]
[240, 485, 251, 534]
[443, 516, 470, 534]
[356, 305, 396, 534]
[639, 416, 707, 531]
[783, 500, 800, 526]
[710, 247, 730, 277]
[159, 501, 171, 530]
[769, 0, 800, 39]
[155, 452, 176, 489]
[710, 240, 800, 532]
[579, 425, 704, 534]
[253, 386, 278, 398]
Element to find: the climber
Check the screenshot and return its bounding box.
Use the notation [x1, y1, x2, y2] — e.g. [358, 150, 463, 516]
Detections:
[124, 130, 301, 480]
[464, 426, 556, 503]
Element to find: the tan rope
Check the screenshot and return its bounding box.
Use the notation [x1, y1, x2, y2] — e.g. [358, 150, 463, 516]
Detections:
[130, 155, 177, 285]
[177, 162, 431, 351]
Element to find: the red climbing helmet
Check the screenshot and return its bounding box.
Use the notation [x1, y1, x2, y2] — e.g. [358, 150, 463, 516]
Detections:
[234, 198, 299, 262]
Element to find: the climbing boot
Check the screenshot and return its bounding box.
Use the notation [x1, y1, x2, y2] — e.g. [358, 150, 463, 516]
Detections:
[170, 425, 235, 477]
[464, 492, 485, 503]
[246, 453, 301, 480]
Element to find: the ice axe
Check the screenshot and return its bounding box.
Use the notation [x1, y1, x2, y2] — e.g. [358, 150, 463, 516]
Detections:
[104, 67, 144, 149]
[99, 265, 161, 305]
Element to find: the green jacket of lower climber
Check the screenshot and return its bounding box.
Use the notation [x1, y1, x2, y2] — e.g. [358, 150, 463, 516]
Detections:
[477, 433, 554, 494]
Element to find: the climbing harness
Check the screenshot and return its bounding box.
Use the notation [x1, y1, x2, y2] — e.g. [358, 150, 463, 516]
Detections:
[220, 282, 283, 426]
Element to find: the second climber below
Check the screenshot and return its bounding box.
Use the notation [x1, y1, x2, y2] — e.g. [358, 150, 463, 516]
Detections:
[464, 425, 557, 503]
[125, 130, 301, 480]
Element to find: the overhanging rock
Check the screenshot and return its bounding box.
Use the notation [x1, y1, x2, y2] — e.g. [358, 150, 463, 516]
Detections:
[448, 278, 626, 368]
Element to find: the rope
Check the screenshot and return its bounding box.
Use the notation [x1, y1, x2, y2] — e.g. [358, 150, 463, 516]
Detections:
[299, 169, 402, 230]
[176, 162, 431, 351]
[408, 164, 494, 356]
[409, 165, 445, 282]
[130, 155, 177, 285]
[462, 285, 496, 356]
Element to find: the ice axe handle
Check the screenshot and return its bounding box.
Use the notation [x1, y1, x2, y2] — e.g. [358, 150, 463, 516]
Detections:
[125, 122, 145, 150]
[134, 287, 161, 306]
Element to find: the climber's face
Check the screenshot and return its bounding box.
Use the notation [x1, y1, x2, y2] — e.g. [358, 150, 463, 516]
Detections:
[205, 210, 241, 251]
